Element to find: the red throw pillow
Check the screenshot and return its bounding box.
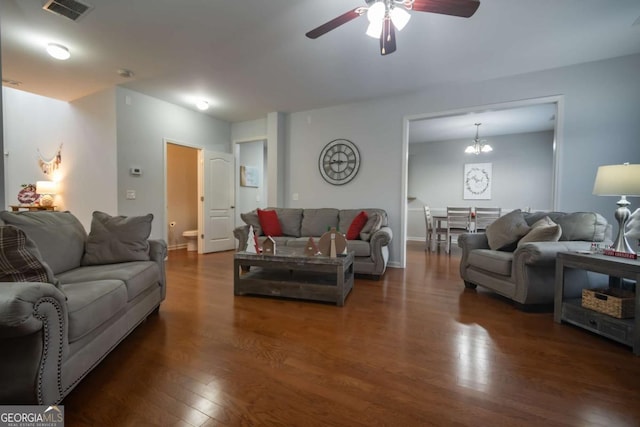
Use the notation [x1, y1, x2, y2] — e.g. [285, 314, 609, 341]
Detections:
[346, 211, 368, 240]
[257, 209, 283, 237]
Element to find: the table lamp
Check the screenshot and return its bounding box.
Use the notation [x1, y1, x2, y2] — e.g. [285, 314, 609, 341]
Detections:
[36, 181, 57, 207]
[592, 163, 640, 254]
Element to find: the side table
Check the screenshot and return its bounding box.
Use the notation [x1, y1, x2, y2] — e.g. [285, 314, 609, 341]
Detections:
[10, 205, 56, 212]
[554, 251, 640, 355]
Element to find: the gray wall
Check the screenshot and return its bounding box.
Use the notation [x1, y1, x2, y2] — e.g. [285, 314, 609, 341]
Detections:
[115, 87, 231, 240]
[408, 131, 555, 211]
[282, 54, 640, 267]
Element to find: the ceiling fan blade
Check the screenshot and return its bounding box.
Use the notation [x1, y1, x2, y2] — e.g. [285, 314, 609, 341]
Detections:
[411, 0, 480, 18]
[306, 8, 362, 39]
[380, 19, 396, 55]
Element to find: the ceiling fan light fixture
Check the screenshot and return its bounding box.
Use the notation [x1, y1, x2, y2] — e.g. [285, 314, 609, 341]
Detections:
[366, 21, 383, 38]
[390, 7, 411, 31]
[46, 43, 70, 60]
[367, 2, 386, 22]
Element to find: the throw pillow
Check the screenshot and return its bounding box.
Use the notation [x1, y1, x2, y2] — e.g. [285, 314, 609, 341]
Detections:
[360, 212, 383, 241]
[0, 225, 57, 285]
[257, 209, 283, 237]
[82, 211, 153, 265]
[240, 210, 262, 236]
[485, 209, 531, 251]
[346, 211, 368, 240]
[517, 216, 562, 247]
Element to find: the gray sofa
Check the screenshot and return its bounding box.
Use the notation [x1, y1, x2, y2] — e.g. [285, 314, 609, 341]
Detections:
[234, 208, 392, 278]
[0, 210, 167, 404]
[458, 211, 611, 309]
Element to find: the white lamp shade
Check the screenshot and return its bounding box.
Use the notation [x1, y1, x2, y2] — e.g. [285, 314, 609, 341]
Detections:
[592, 164, 640, 196]
[367, 2, 385, 22]
[366, 21, 383, 38]
[481, 144, 493, 153]
[36, 181, 57, 195]
[390, 7, 411, 31]
[464, 145, 476, 154]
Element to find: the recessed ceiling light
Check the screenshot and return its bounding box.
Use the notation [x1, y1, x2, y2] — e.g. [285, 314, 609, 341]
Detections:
[196, 100, 209, 111]
[46, 43, 70, 60]
[117, 68, 135, 78]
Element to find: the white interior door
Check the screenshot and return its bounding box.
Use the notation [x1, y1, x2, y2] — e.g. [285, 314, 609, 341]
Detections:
[200, 151, 235, 253]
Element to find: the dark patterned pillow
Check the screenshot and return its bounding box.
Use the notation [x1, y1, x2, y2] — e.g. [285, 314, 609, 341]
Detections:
[0, 225, 57, 285]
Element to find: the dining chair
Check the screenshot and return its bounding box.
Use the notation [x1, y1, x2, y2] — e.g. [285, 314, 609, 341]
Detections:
[446, 206, 472, 253]
[424, 206, 446, 251]
[474, 207, 502, 233]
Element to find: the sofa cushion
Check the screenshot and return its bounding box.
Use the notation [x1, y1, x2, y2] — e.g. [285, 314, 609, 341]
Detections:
[486, 209, 531, 251]
[346, 240, 371, 257]
[271, 208, 303, 237]
[0, 211, 87, 274]
[61, 280, 127, 343]
[301, 209, 339, 237]
[82, 211, 153, 266]
[346, 211, 368, 240]
[57, 261, 160, 302]
[257, 209, 283, 237]
[518, 217, 562, 247]
[468, 249, 513, 276]
[556, 212, 608, 242]
[241, 210, 262, 236]
[0, 225, 57, 285]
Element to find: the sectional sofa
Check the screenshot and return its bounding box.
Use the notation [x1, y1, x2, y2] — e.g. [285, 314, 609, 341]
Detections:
[0, 210, 166, 404]
[458, 210, 612, 309]
[234, 208, 392, 278]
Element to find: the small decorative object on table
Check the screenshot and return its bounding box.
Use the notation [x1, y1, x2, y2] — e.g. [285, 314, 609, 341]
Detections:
[318, 227, 346, 258]
[262, 236, 276, 254]
[304, 237, 319, 256]
[17, 183, 39, 204]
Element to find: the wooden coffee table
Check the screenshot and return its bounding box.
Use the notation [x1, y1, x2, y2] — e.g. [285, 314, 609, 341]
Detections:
[233, 248, 354, 306]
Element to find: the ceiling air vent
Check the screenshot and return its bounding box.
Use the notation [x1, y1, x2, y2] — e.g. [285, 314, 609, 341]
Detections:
[43, 0, 93, 22]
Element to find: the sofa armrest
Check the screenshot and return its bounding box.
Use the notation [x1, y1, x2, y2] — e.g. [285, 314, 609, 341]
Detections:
[514, 241, 593, 267]
[148, 239, 168, 300]
[0, 282, 68, 404]
[371, 226, 392, 248]
[234, 225, 250, 251]
[0, 282, 67, 338]
[458, 233, 489, 279]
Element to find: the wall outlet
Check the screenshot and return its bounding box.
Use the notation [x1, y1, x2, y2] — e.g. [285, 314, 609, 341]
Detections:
[292, 193, 299, 201]
[126, 190, 136, 200]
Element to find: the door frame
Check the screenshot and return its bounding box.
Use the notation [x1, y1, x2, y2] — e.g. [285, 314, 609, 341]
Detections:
[400, 95, 565, 268]
[163, 138, 203, 251]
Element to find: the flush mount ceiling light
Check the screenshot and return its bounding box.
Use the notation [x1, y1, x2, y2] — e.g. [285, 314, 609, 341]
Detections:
[46, 43, 70, 60]
[306, 0, 480, 56]
[465, 123, 493, 155]
[196, 100, 209, 111]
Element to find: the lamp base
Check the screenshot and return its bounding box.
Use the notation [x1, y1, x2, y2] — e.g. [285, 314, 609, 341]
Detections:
[612, 197, 634, 254]
[39, 194, 54, 207]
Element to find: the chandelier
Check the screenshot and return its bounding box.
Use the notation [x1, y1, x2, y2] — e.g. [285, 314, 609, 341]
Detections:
[465, 123, 493, 155]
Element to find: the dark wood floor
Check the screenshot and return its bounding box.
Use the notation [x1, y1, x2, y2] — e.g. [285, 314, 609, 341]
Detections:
[63, 242, 640, 426]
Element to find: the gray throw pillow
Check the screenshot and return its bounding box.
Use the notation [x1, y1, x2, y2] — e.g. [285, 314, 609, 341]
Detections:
[240, 210, 262, 236]
[486, 209, 531, 251]
[0, 225, 58, 285]
[517, 216, 562, 247]
[556, 212, 608, 242]
[82, 211, 153, 265]
[360, 212, 382, 241]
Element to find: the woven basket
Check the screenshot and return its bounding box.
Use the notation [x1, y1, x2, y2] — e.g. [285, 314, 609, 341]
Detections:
[582, 288, 635, 319]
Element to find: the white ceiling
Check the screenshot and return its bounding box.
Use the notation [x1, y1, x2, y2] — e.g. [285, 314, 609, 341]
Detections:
[409, 102, 557, 143]
[2, 0, 640, 124]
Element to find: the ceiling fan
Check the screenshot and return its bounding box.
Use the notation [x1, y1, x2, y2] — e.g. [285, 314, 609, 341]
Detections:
[306, 0, 480, 55]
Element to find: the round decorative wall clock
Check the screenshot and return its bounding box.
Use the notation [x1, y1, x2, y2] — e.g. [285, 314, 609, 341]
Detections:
[318, 139, 361, 185]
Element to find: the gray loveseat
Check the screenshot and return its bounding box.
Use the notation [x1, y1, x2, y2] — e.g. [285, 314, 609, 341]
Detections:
[234, 208, 392, 278]
[0, 210, 167, 404]
[458, 211, 611, 309]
